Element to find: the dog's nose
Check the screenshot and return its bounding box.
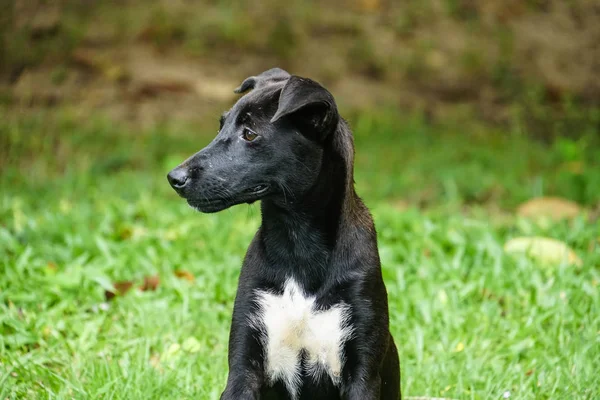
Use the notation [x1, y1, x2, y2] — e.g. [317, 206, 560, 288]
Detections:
[167, 168, 190, 190]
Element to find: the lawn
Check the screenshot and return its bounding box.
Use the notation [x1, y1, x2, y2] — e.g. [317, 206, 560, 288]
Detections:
[1, 109, 599, 399]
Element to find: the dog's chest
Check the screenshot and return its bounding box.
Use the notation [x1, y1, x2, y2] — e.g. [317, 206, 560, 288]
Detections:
[252, 280, 353, 398]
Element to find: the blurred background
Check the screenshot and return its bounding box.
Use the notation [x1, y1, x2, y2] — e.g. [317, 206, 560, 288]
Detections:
[1, 1, 600, 399]
[1, 0, 599, 206]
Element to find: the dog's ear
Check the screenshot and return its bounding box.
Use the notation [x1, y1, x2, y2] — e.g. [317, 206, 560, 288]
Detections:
[234, 68, 290, 94]
[270, 76, 339, 140]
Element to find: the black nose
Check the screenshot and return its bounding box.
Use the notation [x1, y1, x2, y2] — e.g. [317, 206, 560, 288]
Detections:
[167, 168, 190, 190]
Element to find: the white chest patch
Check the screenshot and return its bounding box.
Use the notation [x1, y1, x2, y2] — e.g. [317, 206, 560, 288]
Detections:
[251, 280, 353, 399]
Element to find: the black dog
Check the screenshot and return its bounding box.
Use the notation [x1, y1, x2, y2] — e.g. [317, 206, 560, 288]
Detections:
[168, 68, 400, 400]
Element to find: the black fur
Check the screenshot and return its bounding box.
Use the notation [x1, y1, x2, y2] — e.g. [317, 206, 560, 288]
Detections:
[167, 68, 401, 400]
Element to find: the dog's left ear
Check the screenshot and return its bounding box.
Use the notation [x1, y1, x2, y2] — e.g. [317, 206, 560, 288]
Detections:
[234, 68, 290, 94]
[271, 76, 339, 140]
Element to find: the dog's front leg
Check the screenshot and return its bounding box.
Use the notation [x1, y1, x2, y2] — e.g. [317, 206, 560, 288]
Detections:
[340, 282, 398, 400]
[342, 328, 398, 400]
[220, 296, 265, 400]
[220, 332, 263, 400]
[344, 376, 382, 400]
[220, 380, 260, 400]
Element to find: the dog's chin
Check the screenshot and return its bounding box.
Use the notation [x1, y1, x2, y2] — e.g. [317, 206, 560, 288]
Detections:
[187, 198, 231, 213]
[187, 185, 270, 214]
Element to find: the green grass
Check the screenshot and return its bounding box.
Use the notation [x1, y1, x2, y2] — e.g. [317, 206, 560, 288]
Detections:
[1, 109, 599, 399]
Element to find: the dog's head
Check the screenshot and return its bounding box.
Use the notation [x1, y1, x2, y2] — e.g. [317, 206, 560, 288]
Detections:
[167, 68, 340, 213]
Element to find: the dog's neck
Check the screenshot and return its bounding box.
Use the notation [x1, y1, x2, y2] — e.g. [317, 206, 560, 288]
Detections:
[259, 121, 358, 289]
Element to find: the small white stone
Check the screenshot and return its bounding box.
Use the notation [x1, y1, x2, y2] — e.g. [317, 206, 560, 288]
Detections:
[503, 390, 511, 398]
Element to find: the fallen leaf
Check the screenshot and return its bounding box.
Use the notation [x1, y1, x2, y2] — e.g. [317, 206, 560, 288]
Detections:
[174, 270, 195, 282]
[162, 343, 181, 361]
[504, 237, 582, 266]
[182, 337, 202, 353]
[517, 197, 582, 221]
[114, 281, 134, 293]
[105, 280, 134, 300]
[141, 275, 160, 291]
[452, 342, 464, 353]
[104, 293, 115, 301]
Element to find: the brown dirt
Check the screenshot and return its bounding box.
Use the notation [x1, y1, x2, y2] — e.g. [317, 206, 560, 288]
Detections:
[3, 0, 599, 129]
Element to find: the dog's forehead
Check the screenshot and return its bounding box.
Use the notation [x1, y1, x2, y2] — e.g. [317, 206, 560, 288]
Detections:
[229, 82, 286, 120]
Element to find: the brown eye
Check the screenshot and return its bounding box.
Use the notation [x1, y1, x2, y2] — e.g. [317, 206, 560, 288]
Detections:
[242, 128, 258, 142]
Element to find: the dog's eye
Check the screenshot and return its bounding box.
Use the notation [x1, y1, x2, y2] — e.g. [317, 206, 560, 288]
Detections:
[242, 128, 258, 142]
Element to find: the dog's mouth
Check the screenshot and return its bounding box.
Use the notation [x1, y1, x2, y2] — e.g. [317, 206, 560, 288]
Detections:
[188, 184, 271, 213]
[243, 184, 269, 195]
